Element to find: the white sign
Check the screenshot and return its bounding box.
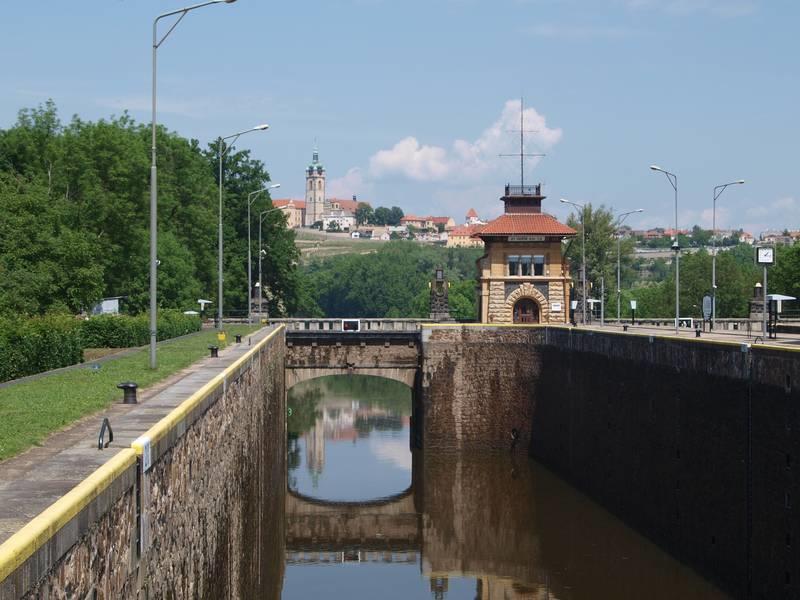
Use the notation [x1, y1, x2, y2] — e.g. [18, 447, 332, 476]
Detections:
[551, 302, 562, 312]
[136, 435, 152, 472]
[630, 300, 638, 310]
[509, 235, 545, 242]
[756, 246, 775, 265]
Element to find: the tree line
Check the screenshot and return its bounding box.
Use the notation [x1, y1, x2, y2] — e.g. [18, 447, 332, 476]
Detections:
[0, 101, 315, 318]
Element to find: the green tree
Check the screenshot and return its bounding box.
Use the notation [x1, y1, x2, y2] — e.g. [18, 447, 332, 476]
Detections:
[373, 206, 391, 226]
[355, 202, 374, 225]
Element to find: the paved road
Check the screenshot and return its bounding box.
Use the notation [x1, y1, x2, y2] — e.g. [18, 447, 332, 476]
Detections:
[0, 326, 275, 545]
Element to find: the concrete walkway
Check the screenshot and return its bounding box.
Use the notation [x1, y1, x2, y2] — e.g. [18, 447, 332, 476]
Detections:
[574, 322, 800, 348]
[0, 326, 276, 545]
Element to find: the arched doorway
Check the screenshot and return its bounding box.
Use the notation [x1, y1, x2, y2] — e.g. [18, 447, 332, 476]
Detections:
[513, 298, 539, 323]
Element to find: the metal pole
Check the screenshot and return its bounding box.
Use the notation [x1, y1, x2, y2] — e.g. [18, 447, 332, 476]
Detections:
[247, 198, 252, 325]
[712, 192, 717, 329]
[149, 21, 158, 369]
[617, 234, 621, 323]
[218, 138, 224, 329]
[581, 210, 587, 325]
[259, 213, 264, 318]
[674, 179, 680, 336]
[763, 265, 768, 339]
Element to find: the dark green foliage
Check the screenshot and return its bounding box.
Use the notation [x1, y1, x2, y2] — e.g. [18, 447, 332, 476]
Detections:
[0, 101, 309, 319]
[80, 310, 201, 349]
[0, 314, 83, 382]
[304, 242, 481, 318]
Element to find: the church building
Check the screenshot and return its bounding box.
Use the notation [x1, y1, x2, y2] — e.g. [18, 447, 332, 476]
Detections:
[305, 148, 326, 226]
[473, 184, 576, 324]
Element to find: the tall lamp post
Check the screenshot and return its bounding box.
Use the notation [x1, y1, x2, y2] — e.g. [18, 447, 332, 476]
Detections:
[560, 198, 587, 325]
[217, 124, 269, 329]
[614, 208, 644, 323]
[711, 180, 745, 329]
[650, 165, 680, 335]
[149, 0, 238, 369]
[248, 184, 281, 324]
[258, 206, 289, 320]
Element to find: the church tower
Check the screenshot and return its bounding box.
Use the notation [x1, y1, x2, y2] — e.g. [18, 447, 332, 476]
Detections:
[305, 147, 326, 226]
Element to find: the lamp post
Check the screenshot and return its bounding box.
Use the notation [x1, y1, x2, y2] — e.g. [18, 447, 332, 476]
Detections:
[258, 206, 289, 320]
[248, 184, 281, 324]
[614, 209, 644, 323]
[711, 180, 745, 329]
[560, 198, 587, 325]
[149, 0, 238, 369]
[217, 124, 269, 329]
[650, 165, 680, 335]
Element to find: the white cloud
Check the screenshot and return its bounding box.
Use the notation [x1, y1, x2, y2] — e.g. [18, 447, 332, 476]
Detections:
[369, 439, 412, 471]
[367, 99, 562, 183]
[744, 196, 799, 236]
[623, 0, 758, 17]
[327, 167, 371, 198]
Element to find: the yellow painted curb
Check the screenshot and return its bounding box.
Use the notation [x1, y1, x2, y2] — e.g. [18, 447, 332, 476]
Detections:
[132, 325, 284, 453]
[0, 449, 137, 582]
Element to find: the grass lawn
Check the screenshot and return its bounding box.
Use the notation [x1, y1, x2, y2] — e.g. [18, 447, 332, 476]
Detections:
[0, 324, 261, 461]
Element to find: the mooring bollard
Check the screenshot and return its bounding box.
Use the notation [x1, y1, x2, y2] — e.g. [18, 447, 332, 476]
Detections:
[117, 382, 138, 404]
[235, 334, 242, 343]
[696, 329, 701, 338]
[208, 345, 219, 358]
[623, 325, 628, 332]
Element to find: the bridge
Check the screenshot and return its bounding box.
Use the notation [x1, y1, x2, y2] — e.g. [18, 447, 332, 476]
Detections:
[277, 318, 424, 389]
[285, 488, 420, 552]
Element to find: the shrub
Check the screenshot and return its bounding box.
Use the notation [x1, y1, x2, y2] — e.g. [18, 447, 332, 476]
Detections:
[0, 314, 84, 383]
[81, 311, 201, 348]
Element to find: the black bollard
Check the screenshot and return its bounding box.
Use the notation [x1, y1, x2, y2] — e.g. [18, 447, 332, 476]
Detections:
[623, 325, 628, 332]
[117, 382, 138, 404]
[235, 334, 242, 343]
[208, 345, 219, 358]
[695, 329, 701, 338]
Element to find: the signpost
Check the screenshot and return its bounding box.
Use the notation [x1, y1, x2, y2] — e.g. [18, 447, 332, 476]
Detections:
[756, 246, 775, 339]
[630, 300, 637, 325]
[702, 294, 712, 329]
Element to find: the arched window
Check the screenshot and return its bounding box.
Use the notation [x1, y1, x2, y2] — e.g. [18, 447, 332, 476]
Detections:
[308, 180, 313, 191]
[317, 180, 322, 190]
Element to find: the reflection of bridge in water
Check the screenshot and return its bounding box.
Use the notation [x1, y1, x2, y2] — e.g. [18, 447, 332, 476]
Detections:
[285, 487, 419, 552]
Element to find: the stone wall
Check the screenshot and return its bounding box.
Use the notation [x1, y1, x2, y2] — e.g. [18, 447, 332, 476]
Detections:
[420, 326, 544, 452]
[8, 327, 286, 599]
[533, 329, 800, 599]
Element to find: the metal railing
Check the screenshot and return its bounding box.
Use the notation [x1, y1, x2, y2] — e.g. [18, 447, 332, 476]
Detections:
[504, 184, 542, 197]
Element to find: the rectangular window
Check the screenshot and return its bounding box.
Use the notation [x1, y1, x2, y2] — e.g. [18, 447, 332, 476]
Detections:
[533, 255, 545, 276]
[508, 255, 520, 276]
[520, 255, 532, 276]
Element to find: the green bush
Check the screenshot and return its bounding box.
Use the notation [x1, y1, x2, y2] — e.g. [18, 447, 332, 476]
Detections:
[0, 314, 84, 383]
[81, 311, 201, 348]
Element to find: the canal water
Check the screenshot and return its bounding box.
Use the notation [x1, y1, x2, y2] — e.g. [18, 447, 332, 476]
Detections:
[284, 375, 729, 600]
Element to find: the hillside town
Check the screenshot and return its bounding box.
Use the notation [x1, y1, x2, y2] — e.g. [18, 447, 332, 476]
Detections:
[273, 149, 795, 251]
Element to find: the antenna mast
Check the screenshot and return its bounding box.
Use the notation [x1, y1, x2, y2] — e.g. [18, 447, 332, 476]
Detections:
[499, 97, 545, 188]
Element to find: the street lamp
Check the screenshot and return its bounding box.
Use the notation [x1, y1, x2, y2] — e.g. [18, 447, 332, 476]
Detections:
[650, 165, 680, 335]
[149, 0, 238, 368]
[217, 124, 269, 329]
[248, 184, 281, 324]
[614, 209, 644, 323]
[560, 198, 587, 325]
[258, 206, 289, 320]
[711, 180, 745, 329]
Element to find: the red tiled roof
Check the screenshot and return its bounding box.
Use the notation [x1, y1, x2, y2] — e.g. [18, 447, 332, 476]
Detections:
[428, 216, 452, 224]
[273, 199, 306, 209]
[473, 213, 576, 238]
[466, 208, 478, 218]
[451, 224, 484, 237]
[328, 198, 369, 212]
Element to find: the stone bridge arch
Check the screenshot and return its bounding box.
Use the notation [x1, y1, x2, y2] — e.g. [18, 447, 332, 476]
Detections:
[286, 367, 416, 390]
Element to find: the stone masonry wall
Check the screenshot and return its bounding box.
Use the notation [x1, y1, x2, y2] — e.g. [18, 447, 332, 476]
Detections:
[16, 329, 286, 599]
[420, 326, 544, 452]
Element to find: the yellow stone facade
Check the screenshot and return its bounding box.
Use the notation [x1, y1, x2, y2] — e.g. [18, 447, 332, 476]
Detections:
[478, 241, 572, 325]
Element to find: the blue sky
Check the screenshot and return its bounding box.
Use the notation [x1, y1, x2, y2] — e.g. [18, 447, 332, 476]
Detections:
[2, 0, 797, 234]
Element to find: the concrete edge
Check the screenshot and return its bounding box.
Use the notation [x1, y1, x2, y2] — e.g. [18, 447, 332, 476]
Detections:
[0, 448, 137, 583]
[131, 325, 285, 456]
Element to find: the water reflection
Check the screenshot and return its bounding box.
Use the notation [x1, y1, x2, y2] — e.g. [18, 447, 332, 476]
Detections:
[287, 375, 412, 501]
[282, 376, 729, 599]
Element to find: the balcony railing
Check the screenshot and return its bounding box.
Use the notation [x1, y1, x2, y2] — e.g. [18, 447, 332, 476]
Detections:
[504, 184, 542, 197]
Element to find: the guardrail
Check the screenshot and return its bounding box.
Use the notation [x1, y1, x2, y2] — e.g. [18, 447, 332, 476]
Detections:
[269, 318, 432, 332]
